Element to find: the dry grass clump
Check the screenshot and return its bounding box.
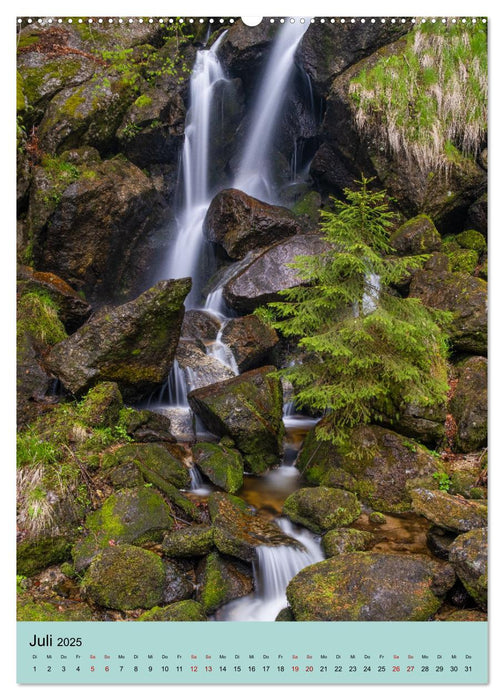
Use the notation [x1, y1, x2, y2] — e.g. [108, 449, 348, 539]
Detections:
[349, 21, 487, 174]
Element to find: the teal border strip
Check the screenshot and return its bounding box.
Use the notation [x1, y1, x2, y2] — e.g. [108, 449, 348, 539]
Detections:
[17, 621, 488, 684]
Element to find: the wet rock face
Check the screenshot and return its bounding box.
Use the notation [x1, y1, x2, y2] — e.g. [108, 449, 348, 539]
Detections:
[176, 340, 235, 390]
[80, 544, 167, 611]
[220, 315, 279, 372]
[204, 188, 304, 259]
[409, 270, 487, 354]
[223, 233, 330, 313]
[218, 21, 278, 94]
[282, 486, 361, 534]
[449, 356, 488, 453]
[411, 488, 487, 533]
[32, 158, 165, 302]
[286, 553, 456, 621]
[46, 278, 191, 400]
[449, 528, 487, 609]
[188, 366, 284, 474]
[208, 493, 302, 562]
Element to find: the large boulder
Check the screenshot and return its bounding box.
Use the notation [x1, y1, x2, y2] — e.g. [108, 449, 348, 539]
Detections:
[32, 157, 165, 302]
[390, 214, 442, 255]
[106, 443, 190, 490]
[220, 315, 279, 372]
[209, 493, 301, 562]
[322, 528, 374, 557]
[80, 544, 166, 611]
[297, 422, 440, 512]
[188, 366, 284, 474]
[449, 356, 487, 452]
[162, 526, 215, 558]
[196, 551, 253, 614]
[46, 279, 190, 400]
[176, 340, 235, 390]
[193, 441, 244, 493]
[311, 38, 486, 231]
[223, 233, 330, 313]
[286, 553, 456, 621]
[72, 487, 174, 571]
[409, 269, 487, 355]
[203, 188, 304, 259]
[411, 488, 487, 533]
[449, 528, 487, 608]
[282, 487, 361, 534]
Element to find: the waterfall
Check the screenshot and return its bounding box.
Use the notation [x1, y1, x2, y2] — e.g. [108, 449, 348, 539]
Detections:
[216, 517, 323, 621]
[233, 19, 310, 202]
[164, 31, 228, 304]
[165, 359, 189, 408]
[206, 324, 239, 375]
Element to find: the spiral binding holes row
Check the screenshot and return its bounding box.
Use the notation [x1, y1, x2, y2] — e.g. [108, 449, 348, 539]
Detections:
[17, 17, 487, 26]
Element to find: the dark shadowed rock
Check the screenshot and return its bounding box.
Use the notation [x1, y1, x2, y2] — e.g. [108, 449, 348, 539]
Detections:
[203, 188, 304, 259]
[449, 356, 487, 452]
[223, 233, 330, 313]
[287, 553, 455, 621]
[220, 315, 279, 372]
[46, 279, 190, 400]
[449, 528, 487, 608]
[33, 158, 165, 302]
[409, 270, 487, 354]
[188, 366, 284, 473]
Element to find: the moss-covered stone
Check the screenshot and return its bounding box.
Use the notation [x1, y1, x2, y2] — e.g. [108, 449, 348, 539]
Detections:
[322, 528, 374, 557]
[196, 551, 253, 614]
[456, 229, 487, 254]
[298, 422, 440, 513]
[411, 488, 487, 533]
[72, 487, 174, 570]
[390, 214, 442, 255]
[209, 493, 301, 562]
[369, 511, 387, 524]
[162, 526, 214, 557]
[286, 553, 456, 621]
[449, 528, 487, 609]
[17, 593, 96, 621]
[78, 382, 123, 428]
[291, 190, 322, 223]
[117, 407, 174, 443]
[283, 487, 361, 534]
[192, 442, 244, 493]
[17, 535, 73, 577]
[109, 443, 190, 489]
[449, 248, 479, 274]
[188, 366, 284, 474]
[80, 544, 166, 610]
[275, 607, 295, 621]
[138, 600, 207, 621]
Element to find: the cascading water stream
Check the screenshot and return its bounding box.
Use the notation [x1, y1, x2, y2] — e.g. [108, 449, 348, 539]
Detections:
[232, 19, 311, 202]
[164, 31, 228, 305]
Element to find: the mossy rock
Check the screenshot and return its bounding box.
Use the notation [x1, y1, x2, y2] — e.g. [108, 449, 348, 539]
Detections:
[449, 528, 487, 609]
[193, 442, 244, 493]
[72, 487, 174, 571]
[188, 366, 284, 474]
[449, 249, 479, 274]
[286, 553, 456, 621]
[298, 421, 440, 513]
[78, 382, 123, 428]
[411, 488, 487, 533]
[275, 607, 295, 621]
[443, 609, 487, 622]
[390, 214, 442, 255]
[369, 512, 387, 524]
[109, 443, 190, 490]
[291, 190, 322, 223]
[17, 593, 96, 621]
[283, 487, 361, 534]
[456, 229, 487, 254]
[322, 528, 374, 557]
[138, 600, 207, 621]
[118, 407, 174, 443]
[207, 492, 251, 521]
[196, 551, 253, 614]
[17, 535, 73, 577]
[449, 356, 487, 453]
[80, 544, 166, 611]
[162, 526, 214, 557]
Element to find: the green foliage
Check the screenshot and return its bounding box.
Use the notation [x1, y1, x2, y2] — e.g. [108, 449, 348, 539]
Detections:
[433, 470, 452, 492]
[350, 21, 487, 173]
[268, 178, 450, 445]
[17, 290, 67, 348]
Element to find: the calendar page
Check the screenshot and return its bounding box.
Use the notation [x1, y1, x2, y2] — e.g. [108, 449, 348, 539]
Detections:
[15, 13, 488, 685]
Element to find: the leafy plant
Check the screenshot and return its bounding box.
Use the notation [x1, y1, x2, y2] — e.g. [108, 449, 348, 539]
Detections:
[267, 177, 451, 446]
[433, 470, 452, 492]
